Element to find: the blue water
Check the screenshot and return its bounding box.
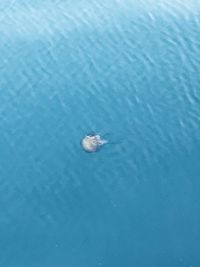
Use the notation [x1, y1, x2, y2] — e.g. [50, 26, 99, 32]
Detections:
[0, 0, 200, 266]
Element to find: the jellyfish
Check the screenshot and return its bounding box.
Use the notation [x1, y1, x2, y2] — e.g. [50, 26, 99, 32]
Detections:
[81, 133, 108, 153]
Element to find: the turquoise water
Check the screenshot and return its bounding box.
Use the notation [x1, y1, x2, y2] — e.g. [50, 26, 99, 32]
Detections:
[0, 0, 200, 266]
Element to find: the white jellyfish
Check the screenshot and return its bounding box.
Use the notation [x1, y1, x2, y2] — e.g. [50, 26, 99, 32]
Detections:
[81, 133, 108, 153]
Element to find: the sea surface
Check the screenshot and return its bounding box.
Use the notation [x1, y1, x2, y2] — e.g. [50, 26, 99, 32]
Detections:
[0, 0, 200, 266]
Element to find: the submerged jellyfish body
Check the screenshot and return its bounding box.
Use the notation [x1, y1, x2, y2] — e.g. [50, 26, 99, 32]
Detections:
[81, 133, 108, 153]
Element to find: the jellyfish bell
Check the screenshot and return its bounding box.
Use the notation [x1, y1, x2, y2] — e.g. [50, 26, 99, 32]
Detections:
[81, 133, 108, 153]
